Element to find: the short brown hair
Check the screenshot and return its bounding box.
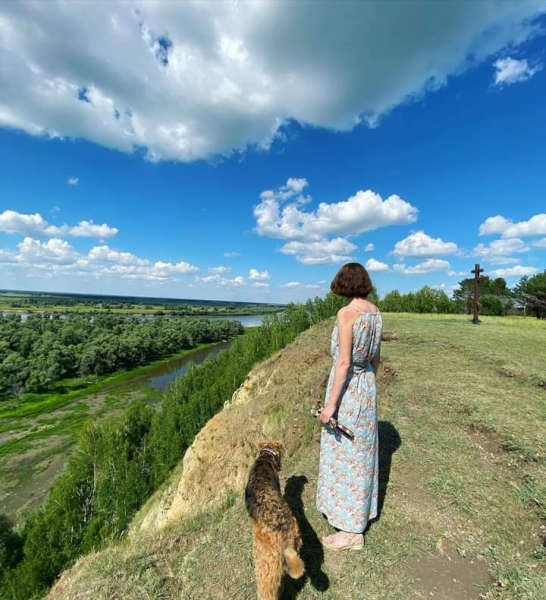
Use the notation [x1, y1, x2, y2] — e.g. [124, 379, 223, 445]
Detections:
[330, 262, 373, 298]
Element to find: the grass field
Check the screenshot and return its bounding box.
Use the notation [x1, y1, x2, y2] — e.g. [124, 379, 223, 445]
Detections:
[48, 314, 545, 599]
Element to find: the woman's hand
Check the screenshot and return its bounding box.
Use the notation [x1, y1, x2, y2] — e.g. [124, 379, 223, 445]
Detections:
[320, 403, 337, 424]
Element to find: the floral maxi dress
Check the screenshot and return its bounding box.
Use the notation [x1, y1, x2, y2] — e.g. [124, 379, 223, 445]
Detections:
[316, 309, 383, 533]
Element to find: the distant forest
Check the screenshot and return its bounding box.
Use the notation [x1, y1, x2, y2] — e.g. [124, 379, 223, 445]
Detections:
[0, 314, 243, 400]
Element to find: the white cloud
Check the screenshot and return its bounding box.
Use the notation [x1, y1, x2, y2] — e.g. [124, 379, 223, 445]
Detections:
[248, 268, 270, 280]
[69, 220, 119, 238]
[104, 261, 199, 281]
[0, 238, 199, 282]
[153, 261, 199, 274]
[364, 243, 375, 252]
[196, 274, 245, 287]
[209, 266, 231, 275]
[67, 177, 79, 186]
[0, 1, 543, 162]
[447, 270, 467, 277]
[392, 230, 458, 257]
[0, 210, 118, 238]
[473, 237, 529, 263]
[88, 245, 145, 266]
[489, 265, 539, 278]
[0, 211, 53, 236]
[364, 258, 389, 273]
[223, 251, 240, 258]
[279, 238, 357, 265]
[255, 183, 418, 241]
[493, 57, 541, 85]
[485, 257, 519, 266]
[18, 237, 78, 264]
[479, 213, 546, 238]
[251, 282, 270, 289]
[393, 259, 451, 276]
[279, 281, 320, 289]
[255, 178, 417, 265]
[532, 238, 546, 249]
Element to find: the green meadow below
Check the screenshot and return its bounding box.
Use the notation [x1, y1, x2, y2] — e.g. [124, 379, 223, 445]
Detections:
[47, 314, 545, 599]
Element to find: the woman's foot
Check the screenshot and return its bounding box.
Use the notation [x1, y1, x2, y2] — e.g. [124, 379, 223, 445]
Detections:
[321, 531, 364, 551]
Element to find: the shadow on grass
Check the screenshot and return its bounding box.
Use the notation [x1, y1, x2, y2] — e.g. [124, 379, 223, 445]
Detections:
[376, 420, 402, 520]
[281, 475, 329, 599]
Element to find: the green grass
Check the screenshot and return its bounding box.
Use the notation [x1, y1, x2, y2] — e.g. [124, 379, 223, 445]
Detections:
[46, 315, 546, 599]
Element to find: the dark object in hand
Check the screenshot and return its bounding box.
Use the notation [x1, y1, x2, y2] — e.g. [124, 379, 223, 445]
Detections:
[310, 402, 354, 441]
[327, 418, 354, 441]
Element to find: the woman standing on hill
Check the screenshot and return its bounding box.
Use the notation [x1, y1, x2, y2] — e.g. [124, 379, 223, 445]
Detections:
[317, 262, 383, 551]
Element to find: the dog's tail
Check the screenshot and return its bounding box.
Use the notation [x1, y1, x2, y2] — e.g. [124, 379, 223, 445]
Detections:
[283, 547, 305, 580]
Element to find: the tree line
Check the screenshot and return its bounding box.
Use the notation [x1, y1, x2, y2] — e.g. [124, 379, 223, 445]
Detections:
[0, 294, 346, 599]
[376, 271, 546, 318]
[0, 314, 243, 400]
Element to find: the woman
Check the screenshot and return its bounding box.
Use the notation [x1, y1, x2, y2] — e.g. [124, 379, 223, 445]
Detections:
[316, 262, 383, 551]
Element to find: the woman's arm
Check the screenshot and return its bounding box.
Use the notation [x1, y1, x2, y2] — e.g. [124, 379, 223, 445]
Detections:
[321, 308, 355, 423]
[371, 345, 381, 376]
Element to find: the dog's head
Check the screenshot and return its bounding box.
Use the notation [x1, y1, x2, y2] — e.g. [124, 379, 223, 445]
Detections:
[257, 441, 282, 469]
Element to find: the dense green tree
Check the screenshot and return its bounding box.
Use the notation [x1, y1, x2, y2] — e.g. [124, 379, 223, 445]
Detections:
[452, 276, 512, 316]
[381, 290, 405, 312]
[514, 271, 546, 318]
[0, 352, 29, 399]
[0, 514, 22, 573]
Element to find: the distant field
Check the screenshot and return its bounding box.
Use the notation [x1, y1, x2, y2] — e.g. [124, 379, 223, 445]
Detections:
[0, 304, 167, 315]
[49, 313, 546, 599]
[0, 289, 285, 316]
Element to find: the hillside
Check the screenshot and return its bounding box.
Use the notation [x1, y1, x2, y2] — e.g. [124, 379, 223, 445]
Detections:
[47, 315, 545, 599]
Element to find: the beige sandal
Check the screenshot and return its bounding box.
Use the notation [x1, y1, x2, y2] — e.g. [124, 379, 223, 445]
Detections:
[321, 532, 364, 551]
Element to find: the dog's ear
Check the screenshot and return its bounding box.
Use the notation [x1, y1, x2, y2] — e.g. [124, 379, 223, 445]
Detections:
[257, 441, 268, 451]
[270, 441, 283, 455]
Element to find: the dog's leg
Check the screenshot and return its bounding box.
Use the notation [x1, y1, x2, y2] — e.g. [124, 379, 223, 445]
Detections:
[254, 524, 284, 600]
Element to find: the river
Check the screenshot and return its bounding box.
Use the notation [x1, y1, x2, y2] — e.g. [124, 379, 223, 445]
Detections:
[144, 314, 266, 392]
[145, 339, 234, 393]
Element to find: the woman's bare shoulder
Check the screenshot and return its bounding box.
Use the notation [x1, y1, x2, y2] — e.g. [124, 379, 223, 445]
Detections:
[355, 300, 379, 314]
[337, 306, 359, 323]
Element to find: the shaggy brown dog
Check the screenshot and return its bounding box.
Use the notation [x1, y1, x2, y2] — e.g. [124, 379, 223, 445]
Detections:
[245, 441, 305, 600]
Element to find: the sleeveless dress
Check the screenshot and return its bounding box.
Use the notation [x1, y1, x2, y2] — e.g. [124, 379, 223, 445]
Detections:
[316, 308, 383, 533]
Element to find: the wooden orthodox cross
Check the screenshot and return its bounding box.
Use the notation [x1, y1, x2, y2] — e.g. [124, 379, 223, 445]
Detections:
[471, 263, 484, 324]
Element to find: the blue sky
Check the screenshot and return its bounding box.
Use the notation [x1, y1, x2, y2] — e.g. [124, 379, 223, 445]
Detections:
[1, 1, 545, 303]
